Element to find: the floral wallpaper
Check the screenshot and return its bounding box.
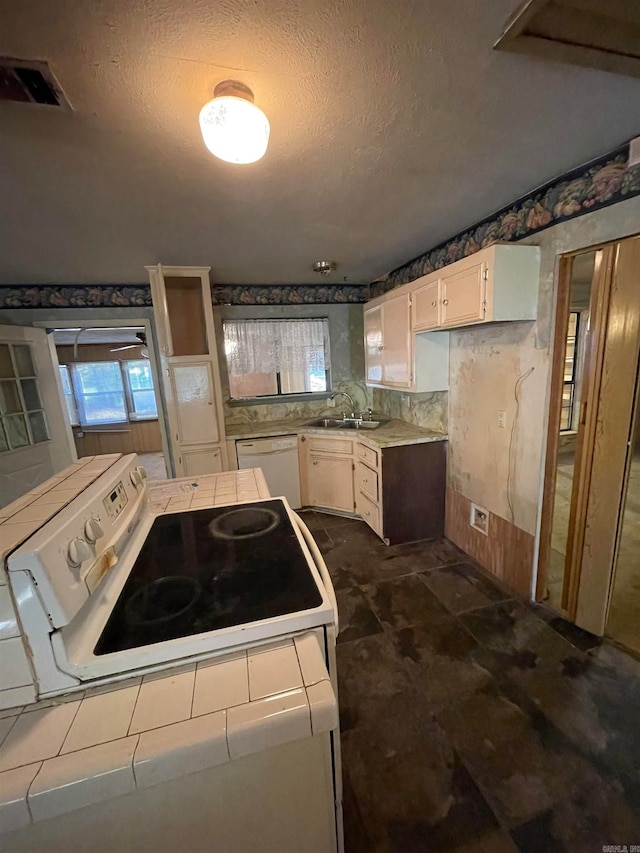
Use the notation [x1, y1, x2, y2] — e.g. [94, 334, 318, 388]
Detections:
[210, 284, 369, 305]
[371, 141, 640, 297]
[0, 283, 369, 310]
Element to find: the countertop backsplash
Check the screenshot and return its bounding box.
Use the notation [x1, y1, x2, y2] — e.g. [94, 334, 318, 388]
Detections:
[372, 388, 448, 433]
[224, 380, 370, 427]
[224, 381, 448, 433]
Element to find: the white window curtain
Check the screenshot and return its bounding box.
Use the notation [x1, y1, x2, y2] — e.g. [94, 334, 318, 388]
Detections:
[223, 319, 329, 377]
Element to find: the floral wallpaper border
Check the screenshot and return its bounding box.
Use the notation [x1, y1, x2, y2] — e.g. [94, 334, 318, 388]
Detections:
[372, 140, 640, 297]
[0, 283, 370, 310]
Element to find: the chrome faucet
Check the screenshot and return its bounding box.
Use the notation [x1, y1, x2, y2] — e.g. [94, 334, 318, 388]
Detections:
[330, 391, 355, 417]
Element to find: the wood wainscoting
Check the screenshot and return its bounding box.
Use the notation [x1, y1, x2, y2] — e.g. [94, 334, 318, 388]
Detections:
[72, 420, 162, 457]
[445, 487, 534, 598]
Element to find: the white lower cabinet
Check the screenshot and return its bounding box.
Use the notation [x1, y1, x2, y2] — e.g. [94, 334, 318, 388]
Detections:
[179, 445, 223, 477]
[300, 435, 355, 513]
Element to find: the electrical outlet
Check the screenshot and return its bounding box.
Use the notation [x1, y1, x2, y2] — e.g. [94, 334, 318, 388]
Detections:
[470, 503, 490, 536]
[497, 410, 506, 429]
[327, 397, 336, 408]
[629, 136, 640, 168]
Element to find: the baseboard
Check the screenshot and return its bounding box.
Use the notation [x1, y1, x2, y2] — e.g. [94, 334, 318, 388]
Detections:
[445, 487, 534, 599]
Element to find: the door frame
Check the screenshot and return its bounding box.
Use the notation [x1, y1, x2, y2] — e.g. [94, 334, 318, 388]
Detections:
[33, 318, 172, 475]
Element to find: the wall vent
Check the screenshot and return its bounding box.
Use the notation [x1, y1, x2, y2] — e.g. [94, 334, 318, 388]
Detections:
[0, 58, 71, 109]
[470, 503, 490, 536]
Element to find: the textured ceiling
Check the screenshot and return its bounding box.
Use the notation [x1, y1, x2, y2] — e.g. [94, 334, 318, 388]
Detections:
[0, 0, 639, 286]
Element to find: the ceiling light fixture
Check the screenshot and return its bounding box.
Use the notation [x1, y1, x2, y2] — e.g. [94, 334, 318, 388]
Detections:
[199, 80, 270, 165]
[313, 261, 337, 277]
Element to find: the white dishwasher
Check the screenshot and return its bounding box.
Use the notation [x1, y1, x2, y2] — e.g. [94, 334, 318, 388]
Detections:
[236, 435, 301, 508]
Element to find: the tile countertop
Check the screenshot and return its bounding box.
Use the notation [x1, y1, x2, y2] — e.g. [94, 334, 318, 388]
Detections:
[0, 634, 336, 835]
[226, 417, 448, 448]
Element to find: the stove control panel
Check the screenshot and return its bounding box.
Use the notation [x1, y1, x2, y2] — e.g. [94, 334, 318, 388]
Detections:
[103, 481, 128, 519]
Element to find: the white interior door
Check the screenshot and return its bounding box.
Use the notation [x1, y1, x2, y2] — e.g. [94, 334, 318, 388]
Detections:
[0, 325, 75, 508]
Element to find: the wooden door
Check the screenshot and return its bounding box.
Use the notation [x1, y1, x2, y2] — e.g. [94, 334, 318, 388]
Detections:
[307, 454, 354, 512]
[441, 260, 486, 327]
[381, 293, 412, 387]
[0, 326, 75, 508]
[567, 237, 640, 634]
[412, 279, 440, 331]
[364, 305, 383, 384]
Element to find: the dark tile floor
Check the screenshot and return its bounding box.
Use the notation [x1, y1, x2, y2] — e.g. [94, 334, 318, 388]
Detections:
[299, 511, 640, 853]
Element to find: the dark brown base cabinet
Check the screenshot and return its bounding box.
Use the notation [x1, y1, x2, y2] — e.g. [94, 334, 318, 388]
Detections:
[379, 440, 446, 545]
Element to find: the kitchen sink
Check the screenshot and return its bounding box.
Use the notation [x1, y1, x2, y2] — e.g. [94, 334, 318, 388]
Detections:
[305, 417, 389, 430]
[305, 418, 345, 428]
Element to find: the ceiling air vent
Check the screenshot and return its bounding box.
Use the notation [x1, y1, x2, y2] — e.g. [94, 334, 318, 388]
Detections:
[0, 58, 71, 109]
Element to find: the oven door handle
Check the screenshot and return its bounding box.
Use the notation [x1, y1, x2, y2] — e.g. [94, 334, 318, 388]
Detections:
[292, 511, 339, 634]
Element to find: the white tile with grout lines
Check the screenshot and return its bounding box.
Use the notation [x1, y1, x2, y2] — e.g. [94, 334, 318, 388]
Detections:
[248, 643, 303, 701]
[128, 666, 196, 734]
[0, 762, 41, 833]
[0, 702, 81, 772]
[192, 654, 249, 717]
[60, 684, 140, 755]
[28, 736, 138, 823]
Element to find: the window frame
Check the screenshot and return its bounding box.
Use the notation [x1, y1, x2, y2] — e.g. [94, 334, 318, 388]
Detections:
[223, 317, 332, 404]
[59, 359, 158, 428]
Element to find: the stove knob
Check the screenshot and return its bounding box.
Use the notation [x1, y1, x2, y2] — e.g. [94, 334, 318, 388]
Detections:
[67, 538, 92, 569]
[130, 466, 148, 487]
[84, 518, 103, 544]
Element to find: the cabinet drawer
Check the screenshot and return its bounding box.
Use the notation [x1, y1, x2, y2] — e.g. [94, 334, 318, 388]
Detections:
[307, 436, 353, 455]
[356, 489, 381, 536]
[356, 443, 378, 468]
[356, 461, 379, 502]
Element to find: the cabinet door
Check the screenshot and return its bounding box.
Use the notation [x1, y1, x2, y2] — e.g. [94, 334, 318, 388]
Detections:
[179, 446, 223, 477]
[148, 265, 211, 357]
[381, 293, 412, 387]
[441, 260, 486, 327]
[356, 488, 381, 537]
[412, 279, 440, 331]
[307, 454, 354, 512]
[364, 305, 383, 384]
[168, 361, 219, 445]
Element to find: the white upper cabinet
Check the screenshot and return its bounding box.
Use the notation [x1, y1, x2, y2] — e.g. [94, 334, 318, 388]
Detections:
[365, 290, 449, 393]
[365, 292, 413, 389]
[440, 257, 487, 327]
[411, 278, 440, 331]
[367, 243, 540, 392]
[411, 244, 540, 333]
[146, 264, 227, 476]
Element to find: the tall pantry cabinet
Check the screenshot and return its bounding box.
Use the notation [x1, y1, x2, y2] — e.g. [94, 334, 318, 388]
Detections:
[146, 264, 228, 476]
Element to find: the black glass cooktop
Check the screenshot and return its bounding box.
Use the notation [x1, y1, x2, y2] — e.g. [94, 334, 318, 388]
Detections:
[95, 499, 322, 655]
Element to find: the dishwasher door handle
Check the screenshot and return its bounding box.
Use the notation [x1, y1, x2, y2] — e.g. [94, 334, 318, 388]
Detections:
[292, 511, 339, 634]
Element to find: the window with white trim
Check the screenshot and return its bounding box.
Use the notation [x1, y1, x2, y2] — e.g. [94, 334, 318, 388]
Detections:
[59, 360, 158, 427]
[223, 318, 331, 400]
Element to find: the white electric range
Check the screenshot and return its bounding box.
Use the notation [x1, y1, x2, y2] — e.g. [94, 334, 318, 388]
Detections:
[7, 454, 339, 698]
[4, 454, 344, 853]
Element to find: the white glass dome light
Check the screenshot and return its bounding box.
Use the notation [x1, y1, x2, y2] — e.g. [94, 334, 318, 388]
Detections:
[199, 80, 270, 165]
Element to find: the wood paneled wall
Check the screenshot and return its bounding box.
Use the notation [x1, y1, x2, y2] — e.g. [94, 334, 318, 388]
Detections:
[445, 487, 534, 598]
[57, 343, 162, 456]
[72, 421, 161, 456]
